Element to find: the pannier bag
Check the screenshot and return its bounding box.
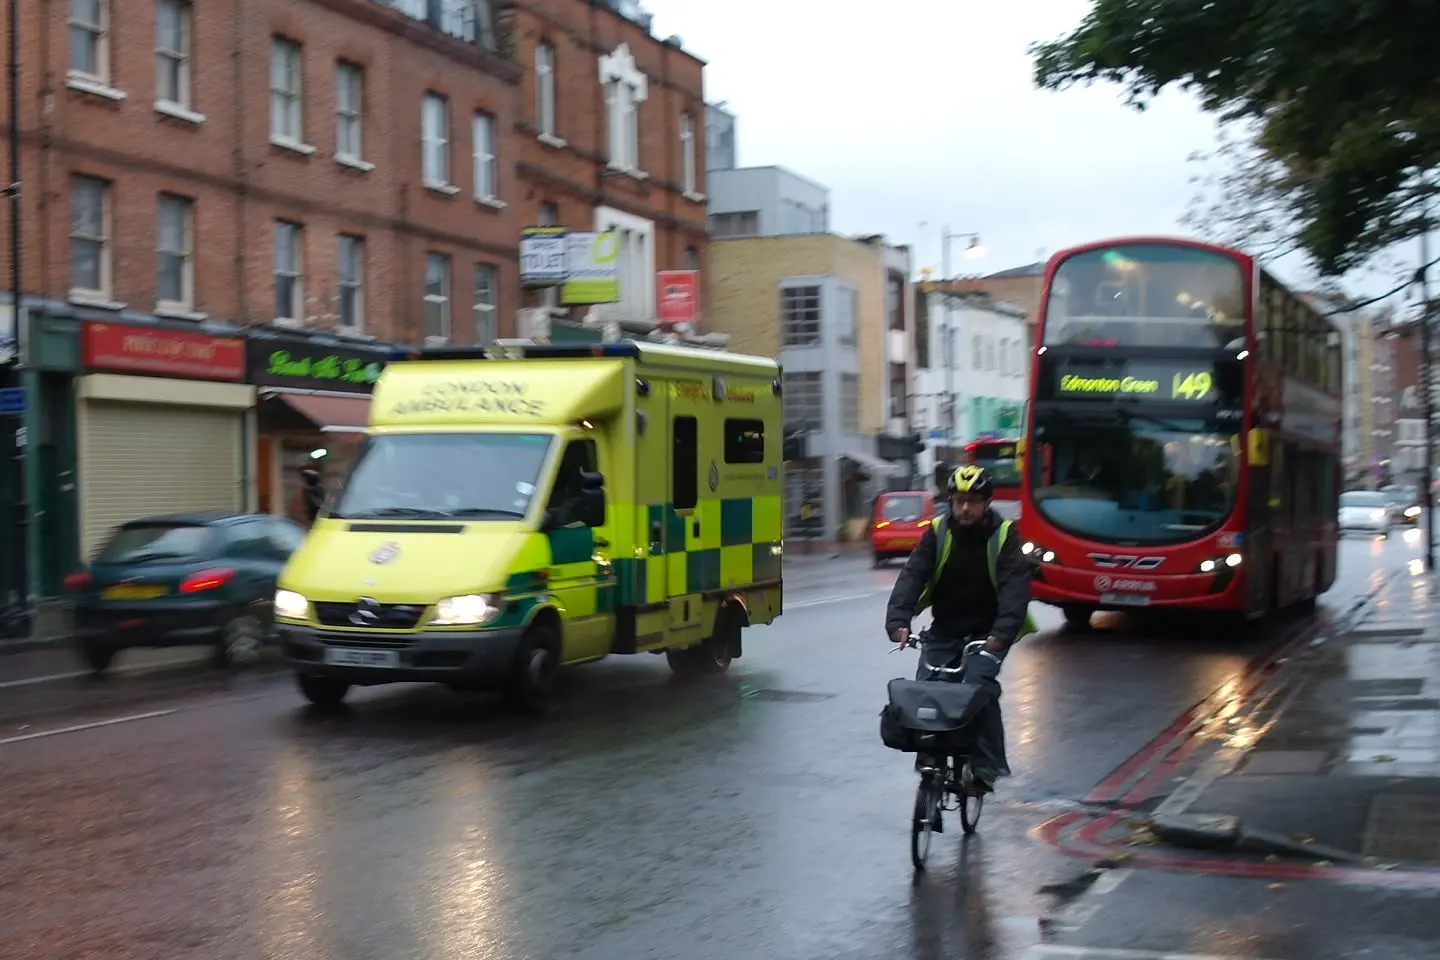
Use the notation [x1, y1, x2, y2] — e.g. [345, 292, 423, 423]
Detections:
[878, 676, 992, 754]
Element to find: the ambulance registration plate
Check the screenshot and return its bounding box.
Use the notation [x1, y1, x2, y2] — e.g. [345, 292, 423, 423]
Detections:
[323, 648, 400, 668]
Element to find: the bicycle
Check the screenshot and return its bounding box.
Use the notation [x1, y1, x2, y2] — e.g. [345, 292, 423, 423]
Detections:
[891, 630, 990, 871]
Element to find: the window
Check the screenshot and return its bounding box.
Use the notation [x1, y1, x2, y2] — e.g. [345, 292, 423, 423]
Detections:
[605, 80, 641, 169]
[673, 416, 698, 510]
[535, 42, 556, 137]
[684, 247, 699, 271]
[473, 112, 497, 199]
[986, 338, 996, 370]
[270, 38, 303, 143]
[680, 112, 696, 194]
[422, 93, 450, 185]
[70, 175, 109, 296]
[335, 62, 364, 161]
[887, 272, 905, 330]
[547, 438, 600, 524]
[474, 264, 497, 343]
[724, 418, 765, 464]
[539, 202, 559, 226]
[425, 253, 451, 339]
[835, 284, 858, 346]
[338, 235, 364, 330]
[155, 0, 191, 108]
[972, 334, 983, 369]
[782, 371, 822, 431]
[781, 285, 821, 347]
[156, 193, 194, 309]
[708, 211, 758, 238]
[840, 374, 860, 434]
[69, 0, 108, 81]
[273, 221, 303, 321]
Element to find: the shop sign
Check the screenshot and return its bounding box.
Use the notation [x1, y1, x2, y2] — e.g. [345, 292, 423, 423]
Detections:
[657, 270, 699, 327]
[560, 231, 621, 305]
[520, 226, 568, 287]
[246, 337, 385, 393]
[83, 322, 245, 380]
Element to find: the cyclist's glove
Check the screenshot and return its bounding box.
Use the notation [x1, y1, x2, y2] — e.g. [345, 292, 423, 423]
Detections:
[965, 649, 1002, 684]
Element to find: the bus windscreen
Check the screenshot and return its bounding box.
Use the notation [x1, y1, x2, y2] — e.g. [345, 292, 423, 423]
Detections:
[1042, 243, 1247, 350]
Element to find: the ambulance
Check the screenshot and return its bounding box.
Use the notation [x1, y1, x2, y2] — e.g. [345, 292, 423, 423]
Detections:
[273, 339, 785, 711]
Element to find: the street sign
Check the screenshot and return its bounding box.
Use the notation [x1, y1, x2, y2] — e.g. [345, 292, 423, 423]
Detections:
[0, 387, 24, 416]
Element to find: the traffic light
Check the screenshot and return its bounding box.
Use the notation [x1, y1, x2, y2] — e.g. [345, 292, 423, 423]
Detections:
[933, 461, 951, 492]
[911, 431, 925, 455]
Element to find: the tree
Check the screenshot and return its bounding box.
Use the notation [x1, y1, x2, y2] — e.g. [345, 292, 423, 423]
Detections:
[1030, 0, 1440, 276]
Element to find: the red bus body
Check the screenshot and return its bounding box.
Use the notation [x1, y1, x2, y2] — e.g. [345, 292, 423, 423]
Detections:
[1018, 237, 1341, 623]
[962, 438, 1023, 502]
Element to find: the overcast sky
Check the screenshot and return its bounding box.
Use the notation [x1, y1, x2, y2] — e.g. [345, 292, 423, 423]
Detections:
[642, 0, 1419, 308]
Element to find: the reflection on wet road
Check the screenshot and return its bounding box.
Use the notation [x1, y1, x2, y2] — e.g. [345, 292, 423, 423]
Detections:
[0, 539, 1406, 959]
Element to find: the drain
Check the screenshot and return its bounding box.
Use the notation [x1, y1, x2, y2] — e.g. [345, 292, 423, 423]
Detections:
[1362, 794, 1440, 863]
[741, 688, 835, 703]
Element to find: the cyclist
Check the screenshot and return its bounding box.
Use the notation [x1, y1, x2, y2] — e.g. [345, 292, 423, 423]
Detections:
[884, 464, 1034, 794]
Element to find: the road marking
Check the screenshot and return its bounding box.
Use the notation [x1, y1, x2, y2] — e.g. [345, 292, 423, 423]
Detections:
[0, 709, 176, 745]
[0, 654, 210, 689]
[1022, 948, 1280, 960]
[785, 589, 890, 610]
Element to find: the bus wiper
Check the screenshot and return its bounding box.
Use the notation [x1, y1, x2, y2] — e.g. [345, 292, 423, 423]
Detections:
[340, 507, 450, 519]
[443, 507, 527, 519]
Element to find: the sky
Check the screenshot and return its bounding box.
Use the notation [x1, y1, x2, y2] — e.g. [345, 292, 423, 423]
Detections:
[640, 0, 1421, 309]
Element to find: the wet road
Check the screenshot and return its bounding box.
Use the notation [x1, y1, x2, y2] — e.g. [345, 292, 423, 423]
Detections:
[0, 540, 1399, 960]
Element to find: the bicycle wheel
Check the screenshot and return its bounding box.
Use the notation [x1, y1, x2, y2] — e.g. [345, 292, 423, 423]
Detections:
[959, 762, 984, 835]
[910, 773, 941, 870]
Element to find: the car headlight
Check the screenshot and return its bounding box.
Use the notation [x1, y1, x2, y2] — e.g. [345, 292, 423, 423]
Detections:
[274, 589, 309, 620]
[432, 593, 503, 626]
[1406, 506, 1421, 518]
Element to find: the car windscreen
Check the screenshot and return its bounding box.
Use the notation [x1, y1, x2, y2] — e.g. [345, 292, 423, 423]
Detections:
[880, 494, 927, 521]
[1339, 492, 1386, 509]
[94, 524, 216, 563]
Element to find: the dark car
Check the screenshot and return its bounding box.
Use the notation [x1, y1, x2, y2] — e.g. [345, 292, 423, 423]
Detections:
[64, 512, 307, 675]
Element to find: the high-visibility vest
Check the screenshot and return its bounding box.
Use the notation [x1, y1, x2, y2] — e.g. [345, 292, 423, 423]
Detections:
[914, 517, 1039, 640]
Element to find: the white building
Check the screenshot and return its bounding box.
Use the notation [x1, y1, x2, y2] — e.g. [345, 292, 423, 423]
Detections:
[911, 290, 1030, 481]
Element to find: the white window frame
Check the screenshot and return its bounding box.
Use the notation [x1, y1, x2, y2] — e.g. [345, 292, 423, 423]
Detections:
[422, 93, 452, 189]
[425, 253, 452, 340]
[337, 235, 365, 332]
[273, 221, 304, 323]
[536, 42, 556, 138]
[598, 44, 648, 174]
[474, 263, 497, 343]
[156, 193, 195, 311]
[155, 0, 191, 110]
[270, 38, 305, 146]
[335, 61, 365, 164]
[473, 112, 499, 202]
[70, 174, 111, 298]
[69, 0, 109, 83]
[680, 112, 696, 194]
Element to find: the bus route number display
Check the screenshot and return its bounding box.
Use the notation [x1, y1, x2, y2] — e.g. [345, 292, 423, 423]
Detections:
[1053, 363, 1216, 402]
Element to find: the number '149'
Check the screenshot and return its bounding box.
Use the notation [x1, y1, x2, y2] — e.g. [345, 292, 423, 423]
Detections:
[1171, 372, 1213, 400]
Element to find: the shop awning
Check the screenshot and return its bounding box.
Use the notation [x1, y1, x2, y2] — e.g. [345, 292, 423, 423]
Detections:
[268, 392, 372, 434]
[839, 450, 903, 475]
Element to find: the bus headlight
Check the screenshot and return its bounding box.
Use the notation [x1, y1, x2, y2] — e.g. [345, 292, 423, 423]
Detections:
[432, 593, 503, 626]
[1198, 553, 1243, 574]
[1022, 541, 1058, 564]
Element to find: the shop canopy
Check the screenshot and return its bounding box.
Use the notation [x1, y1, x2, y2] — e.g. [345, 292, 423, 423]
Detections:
[259, 391, 371, 435]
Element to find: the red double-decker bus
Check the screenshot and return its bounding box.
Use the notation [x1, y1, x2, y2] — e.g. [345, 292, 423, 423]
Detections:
[1018, 237, 1341, 628]
[962, 438, 1023, 502]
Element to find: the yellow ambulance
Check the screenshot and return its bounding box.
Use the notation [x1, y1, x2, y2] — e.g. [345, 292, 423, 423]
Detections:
[273, 339, 785, 711]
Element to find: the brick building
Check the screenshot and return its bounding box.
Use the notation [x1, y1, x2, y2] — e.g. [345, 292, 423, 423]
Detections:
[504, 0, 708, 335]
[4, 0, 521, 341]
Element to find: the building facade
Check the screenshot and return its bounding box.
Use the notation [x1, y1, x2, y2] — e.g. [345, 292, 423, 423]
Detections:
[2, 0, 521, 598]
[506, 0, 709, 338]
[707, 166, 830, 239]
[706, 233, 915, 542]
[911, 290, 1029, 480]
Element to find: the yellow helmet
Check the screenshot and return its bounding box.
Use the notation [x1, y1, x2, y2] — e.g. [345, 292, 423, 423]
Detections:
[947, 465, 994, 498]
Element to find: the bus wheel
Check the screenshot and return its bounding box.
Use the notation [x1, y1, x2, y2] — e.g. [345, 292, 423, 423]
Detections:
[1062, 605, 1095, 631]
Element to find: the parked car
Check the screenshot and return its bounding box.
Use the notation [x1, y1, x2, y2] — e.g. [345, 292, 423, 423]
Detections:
[870, 490, 937, 566]
[64, 512, 307, 675]
[1338, 490, 1392, 537]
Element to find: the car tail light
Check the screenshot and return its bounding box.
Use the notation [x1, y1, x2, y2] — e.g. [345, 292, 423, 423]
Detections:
[63, 571, 91, 591]
[180, 568, 236, 593]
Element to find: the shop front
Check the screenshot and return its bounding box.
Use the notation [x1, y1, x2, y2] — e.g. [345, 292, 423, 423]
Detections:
[77, 320, 252, 562]
[246, 332, 388, 524]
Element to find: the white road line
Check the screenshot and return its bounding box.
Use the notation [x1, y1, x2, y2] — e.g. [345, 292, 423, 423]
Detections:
[1022, 946, 1281, 960]
[0, 655, 209, 689]
[0, 709, 176, 745]
[785, 590, 890, 610]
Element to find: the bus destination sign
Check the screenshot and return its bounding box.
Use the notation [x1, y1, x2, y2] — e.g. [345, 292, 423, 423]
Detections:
[1046, 358, 1236, 405]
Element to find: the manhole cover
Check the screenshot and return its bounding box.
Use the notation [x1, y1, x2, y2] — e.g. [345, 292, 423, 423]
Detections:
[1240, 750, 1328, 775]
[1363, 794, 1440, 863]
[741, 688, 834, 703]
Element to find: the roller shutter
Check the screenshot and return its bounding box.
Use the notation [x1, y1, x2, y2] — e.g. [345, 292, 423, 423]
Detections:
[80, 400, 243, 561]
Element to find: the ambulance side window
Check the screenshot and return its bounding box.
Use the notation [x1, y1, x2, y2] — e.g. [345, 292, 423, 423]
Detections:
[548, 439, 598, 512]
[673, 416, 698, 510]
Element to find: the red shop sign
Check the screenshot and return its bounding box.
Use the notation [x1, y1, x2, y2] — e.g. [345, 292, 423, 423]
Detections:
[657, 270, 699, 327]
[83, 322, 245, 381]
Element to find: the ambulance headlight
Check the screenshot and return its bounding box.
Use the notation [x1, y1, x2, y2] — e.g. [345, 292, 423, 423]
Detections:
[433, 593, 503, 626]
[274, 589, 309, 620]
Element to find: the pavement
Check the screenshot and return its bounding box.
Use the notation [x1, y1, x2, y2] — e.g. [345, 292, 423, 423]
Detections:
[0, 534, 1415, 960]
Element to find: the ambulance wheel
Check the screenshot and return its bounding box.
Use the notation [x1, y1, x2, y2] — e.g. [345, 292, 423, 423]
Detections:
[297, 675, 350, 709]
[506, 622, 559, 715]
[666, 606, 738, 677]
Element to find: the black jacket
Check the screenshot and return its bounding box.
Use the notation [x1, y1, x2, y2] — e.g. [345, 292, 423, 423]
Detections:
[884, 507, 1032, 645]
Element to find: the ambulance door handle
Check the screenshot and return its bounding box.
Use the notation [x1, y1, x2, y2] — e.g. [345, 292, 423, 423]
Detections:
[594, 536, 610, 548]
[692, 519, 701, 537]
[650, 519, 663, 549]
